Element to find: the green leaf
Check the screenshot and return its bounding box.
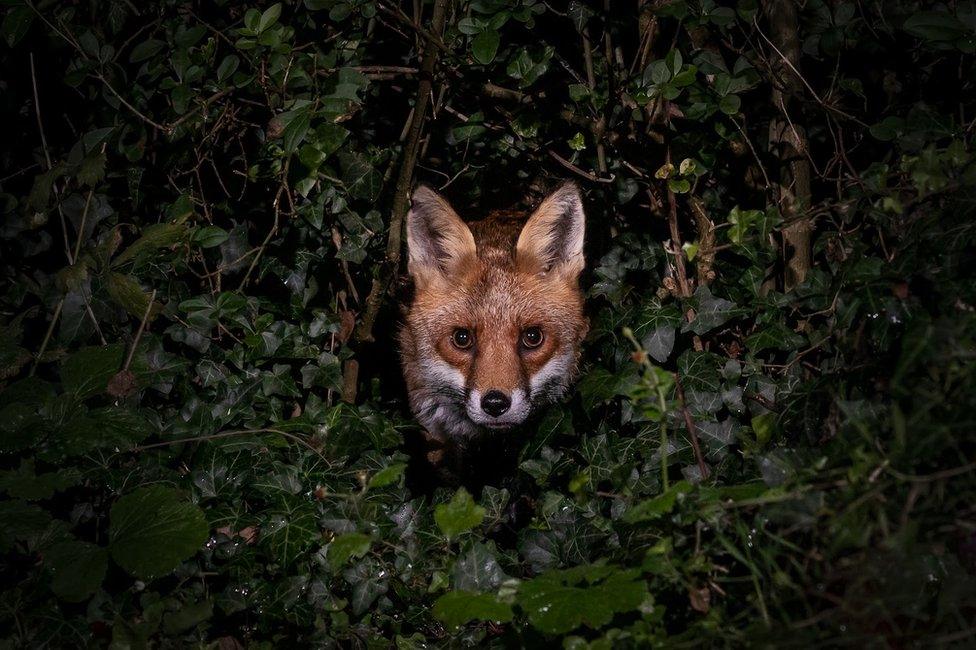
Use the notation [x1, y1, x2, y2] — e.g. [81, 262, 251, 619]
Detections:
[129, 38, 165, 62]
[339, 151, 381, 201]
[112, 223, 187, 267]
[750, 413, 777, 446]
[45, 540, 108, 602]
[902, 11, 969, 42]
[517, 565, 649, 634]
[54, 407, 154, 457]
[642, 325, 675, 363]
[280, 109, 312, 153]
[216, 55, 240, 82]
[668, 178, 691, 194]
[367, 462, 406, 489]
[472, 29, 500, 65]
[258, 3, 283, 32]
[60, 344, 125, 398]
[435, 488, 485, 540]
[261, 499, 319, 566]
[329, 532, 371, 567]
[161, 600, 213, 635]
[685, 286, 740, 335]
[106, 272, 158, 320]
[433, 591, 513, 629]
[0, 461, 80, 500]
[719, 94, 741, 115]
[623, 481, 692, 523]
[109, 486, 209, 580]
[192, 226, 230, 248]
[0, 500, 53, 551]
[2, 6, 34, 47]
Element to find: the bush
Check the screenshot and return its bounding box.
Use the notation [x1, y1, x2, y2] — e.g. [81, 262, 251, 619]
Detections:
[1, 0, 974, 646]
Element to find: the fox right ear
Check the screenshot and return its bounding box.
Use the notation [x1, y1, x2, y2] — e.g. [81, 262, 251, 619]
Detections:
[516, 182, 585, 277]
[406, 185, 477, 280]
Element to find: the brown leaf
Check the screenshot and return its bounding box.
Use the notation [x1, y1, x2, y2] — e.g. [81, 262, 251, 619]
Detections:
[217, 637, 244, 650]
[238, 526, 259, 545]
[689, 585, 711, 613]
[266, 116, 284, 139]
[106, 369, 137, 398]
[891, 281, 909, 299]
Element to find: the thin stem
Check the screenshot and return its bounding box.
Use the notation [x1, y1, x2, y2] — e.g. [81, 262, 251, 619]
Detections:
[29, 298, 64, 376]
[123, 289, 157, 372]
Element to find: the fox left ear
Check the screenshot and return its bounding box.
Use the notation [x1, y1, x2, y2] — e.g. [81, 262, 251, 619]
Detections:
[516, 182, 585, 276]
[406, 185, 477, 281]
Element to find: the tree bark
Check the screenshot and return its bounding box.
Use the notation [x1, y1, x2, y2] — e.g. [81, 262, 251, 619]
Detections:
[765, 0, 812, 290]
[342, 0, 450, 403]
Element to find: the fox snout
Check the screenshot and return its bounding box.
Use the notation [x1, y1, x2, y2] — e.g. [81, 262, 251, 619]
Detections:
[399, 182, 588, 440]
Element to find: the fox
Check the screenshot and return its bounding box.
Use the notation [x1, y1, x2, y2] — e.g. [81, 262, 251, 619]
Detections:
[398, 182, 588, 481]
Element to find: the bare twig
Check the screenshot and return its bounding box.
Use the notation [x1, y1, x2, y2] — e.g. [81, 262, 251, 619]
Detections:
[354, 0, 450, 345]
[238, 160, 291, 291]
[29, 299, 64, 376]
[31, 54, 106, 345]
[549, 150, 614, 184]
[581, 23, 608, 174]
[123, 289, 157, 372]
[131, 427, 333, 469]
[675, 372, 711, 481]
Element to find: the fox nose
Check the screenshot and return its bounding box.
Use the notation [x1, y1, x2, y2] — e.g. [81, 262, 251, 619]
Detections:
[481, 390, 511, 417]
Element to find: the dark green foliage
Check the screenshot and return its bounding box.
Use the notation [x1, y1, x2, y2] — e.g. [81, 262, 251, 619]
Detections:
[1, 0, 974, 646]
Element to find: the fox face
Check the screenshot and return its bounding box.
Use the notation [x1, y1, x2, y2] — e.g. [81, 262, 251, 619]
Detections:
[399, 183, 588, 439]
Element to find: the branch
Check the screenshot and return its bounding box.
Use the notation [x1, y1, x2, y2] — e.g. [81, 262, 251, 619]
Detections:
[353, 0, 450, 346]
[675, 373, 711, 482]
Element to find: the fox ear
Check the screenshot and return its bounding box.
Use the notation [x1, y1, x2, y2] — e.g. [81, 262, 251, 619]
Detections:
[516, 182, 585, 276]
[406, 185, 477, 279]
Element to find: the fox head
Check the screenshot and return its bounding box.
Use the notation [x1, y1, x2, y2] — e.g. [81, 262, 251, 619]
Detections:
[399, 182, 588, 438]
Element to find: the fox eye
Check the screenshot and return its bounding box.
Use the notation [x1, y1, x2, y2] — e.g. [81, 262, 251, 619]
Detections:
[451, 328, 474, 350]
[521, 326, 544, 349]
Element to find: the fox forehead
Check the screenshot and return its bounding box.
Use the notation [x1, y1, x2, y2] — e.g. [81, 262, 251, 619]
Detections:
[411, 264, 583, 335]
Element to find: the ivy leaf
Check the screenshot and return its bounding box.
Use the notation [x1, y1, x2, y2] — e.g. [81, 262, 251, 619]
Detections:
[454, 542, 505, 592]
[435, 488, 485, 540]
[339, 151, 381, 201]
[109, 486, 209, 580]
[45, 540, 108, 602]
[328, 532, 371, 567]
[260, 499, 319, 566]
[684, 286, 740, 335]
[642, 325, 675, 363]
[432, 591, 513, 629]
[516, 565, 648, 634]
[745, 322, 806, 354]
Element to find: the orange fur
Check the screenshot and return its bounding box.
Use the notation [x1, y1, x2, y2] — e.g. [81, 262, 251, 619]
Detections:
[400, 183, 588, 441]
